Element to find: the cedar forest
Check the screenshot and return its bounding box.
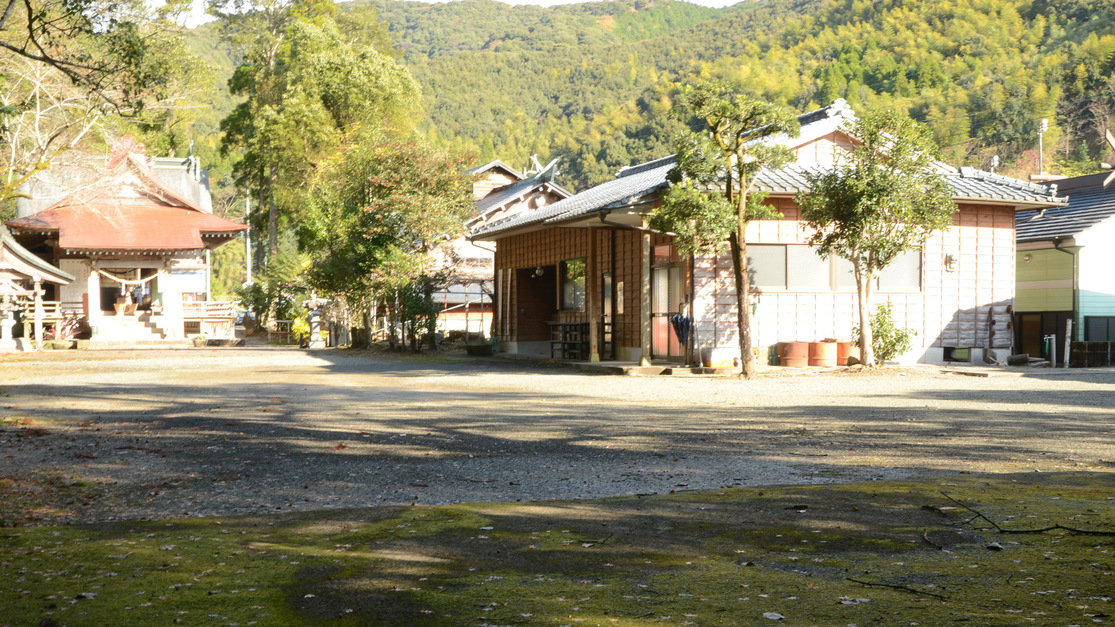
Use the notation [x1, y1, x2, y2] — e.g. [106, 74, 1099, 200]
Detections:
[7, 0, 1115, 310]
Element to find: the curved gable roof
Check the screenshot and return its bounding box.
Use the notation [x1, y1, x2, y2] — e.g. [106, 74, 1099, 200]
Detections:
[0, 225, 72, 284]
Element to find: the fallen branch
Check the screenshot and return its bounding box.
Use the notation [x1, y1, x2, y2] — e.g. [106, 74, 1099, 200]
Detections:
[846, 577, 947, 600]
[921, 530, 943, 550]
[575, 533, 614, 545]
[941, 493, 1115, 536]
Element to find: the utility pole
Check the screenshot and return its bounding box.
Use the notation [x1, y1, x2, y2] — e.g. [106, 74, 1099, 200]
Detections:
[1038, 118, 1048, 174]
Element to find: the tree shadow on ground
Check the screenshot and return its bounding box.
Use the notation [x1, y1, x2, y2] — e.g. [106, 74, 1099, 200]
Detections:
[2, 348, 1115, 526]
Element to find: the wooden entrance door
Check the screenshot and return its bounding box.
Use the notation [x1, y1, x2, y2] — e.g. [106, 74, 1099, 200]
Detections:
[651, 264, 685, 360]
[514, 266, 557, 343]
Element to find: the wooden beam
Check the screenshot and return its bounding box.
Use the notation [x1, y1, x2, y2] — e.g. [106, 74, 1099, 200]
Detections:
[640, 224, 652, 367]
[33, 280, 43, 351]
[496, 269, 503, 344]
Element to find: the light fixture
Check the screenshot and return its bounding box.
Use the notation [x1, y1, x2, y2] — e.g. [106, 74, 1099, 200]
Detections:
[944, 254, 957, 272]
[533, 267, 544, 277]
[1024, 254, 1032, 263]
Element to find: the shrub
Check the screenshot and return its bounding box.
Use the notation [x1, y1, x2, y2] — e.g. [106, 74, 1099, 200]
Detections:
[854, 302, 916, 362]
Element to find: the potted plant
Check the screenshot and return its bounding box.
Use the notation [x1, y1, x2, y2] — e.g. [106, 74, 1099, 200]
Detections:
[192, 334, 208, 347]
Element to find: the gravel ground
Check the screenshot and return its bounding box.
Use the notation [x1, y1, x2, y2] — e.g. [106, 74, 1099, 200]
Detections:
[2, 346, 1114, 524]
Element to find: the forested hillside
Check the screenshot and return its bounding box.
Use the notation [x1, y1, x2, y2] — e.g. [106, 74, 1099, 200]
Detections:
[186, 0, 1115, 192]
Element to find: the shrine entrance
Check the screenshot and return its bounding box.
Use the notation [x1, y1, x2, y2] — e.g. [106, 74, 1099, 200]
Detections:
[94, 266, 161, 315]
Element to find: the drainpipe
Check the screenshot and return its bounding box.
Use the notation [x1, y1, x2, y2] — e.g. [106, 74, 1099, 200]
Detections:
[1051, 237, 1077, 368]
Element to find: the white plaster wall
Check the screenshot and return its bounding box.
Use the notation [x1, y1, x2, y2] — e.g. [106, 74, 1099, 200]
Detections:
[173, 269, 208, 294]
[58, 260, 89, 306]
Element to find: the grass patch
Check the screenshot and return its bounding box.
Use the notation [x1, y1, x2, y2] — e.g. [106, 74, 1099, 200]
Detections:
[2, 473, 1114, 625]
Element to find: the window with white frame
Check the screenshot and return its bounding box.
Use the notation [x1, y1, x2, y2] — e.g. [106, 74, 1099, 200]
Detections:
[746, 245, 922, 291]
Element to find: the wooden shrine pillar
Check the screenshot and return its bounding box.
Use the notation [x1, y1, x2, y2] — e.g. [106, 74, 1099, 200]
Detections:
[161, 259, 183, 339]
[85, 261, 101, 328]
[33, 279, 43, 351]
[587, 229, 599, 362]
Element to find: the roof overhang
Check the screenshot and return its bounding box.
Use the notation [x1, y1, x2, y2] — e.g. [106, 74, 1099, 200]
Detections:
[7, 204, 246, 252]
[1017, 238, 1078, 250]
[0, 226, 73, 284]
[473, 203, 657, 240]
[950, 197, 1070, 210]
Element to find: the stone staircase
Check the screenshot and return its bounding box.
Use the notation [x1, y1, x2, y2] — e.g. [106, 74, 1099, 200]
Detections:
[86, 312, 190, 349]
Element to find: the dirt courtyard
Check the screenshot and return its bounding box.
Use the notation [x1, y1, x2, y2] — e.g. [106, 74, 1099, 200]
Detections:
[2, 347, 1114, 525]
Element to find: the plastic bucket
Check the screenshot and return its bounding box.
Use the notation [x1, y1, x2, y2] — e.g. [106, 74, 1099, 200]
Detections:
[808, 341, 837, 367]
[779, 341, 809, 367]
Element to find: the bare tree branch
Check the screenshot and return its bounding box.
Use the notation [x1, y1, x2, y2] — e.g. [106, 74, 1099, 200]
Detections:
[941, 493, 1115, 536]
[847, 577, 948, 600]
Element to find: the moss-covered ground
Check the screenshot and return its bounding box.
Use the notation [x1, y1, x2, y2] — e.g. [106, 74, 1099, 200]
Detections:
[2, 471, 1113, 626]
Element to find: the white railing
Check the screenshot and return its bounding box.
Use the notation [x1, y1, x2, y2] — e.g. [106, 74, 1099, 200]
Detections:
[20, 301, 76, 322]
[181, 300, 235, 319]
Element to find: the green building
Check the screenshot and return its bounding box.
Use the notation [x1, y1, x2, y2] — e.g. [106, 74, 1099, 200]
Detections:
[1016, 172, 1115, 365]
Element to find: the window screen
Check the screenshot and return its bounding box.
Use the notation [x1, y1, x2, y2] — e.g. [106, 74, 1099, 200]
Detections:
[835, 256, 856, 289]
[878, 249, 922, 290]
[787, 245, 830, 289]
[747, 245, 786, 288]
[652, 267, 670, 314]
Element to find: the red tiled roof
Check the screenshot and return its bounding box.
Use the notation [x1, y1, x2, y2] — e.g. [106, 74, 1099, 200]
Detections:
[7, 136, 246, 252]
[7, 203, 246, 252]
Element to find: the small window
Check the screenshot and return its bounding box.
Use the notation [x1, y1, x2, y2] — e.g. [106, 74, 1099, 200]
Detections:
[747, 245, 787, 288]
[1086, 316, 1115, 341]
[653, 245, 680, 265]
[560, 258, 586, 311]
[878, 248, 922, 290]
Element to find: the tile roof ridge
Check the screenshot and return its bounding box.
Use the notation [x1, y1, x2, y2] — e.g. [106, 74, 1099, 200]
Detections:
[615, 155, 677, 178]
[124, 153, 208, 213]
[954, 165, 1062, 198]
[796, 98, 856, 126]
[466, 159, 524, 180]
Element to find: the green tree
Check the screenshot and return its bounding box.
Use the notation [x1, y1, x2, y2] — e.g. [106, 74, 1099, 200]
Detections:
[214, 0, 416, 267]
[649, 81, 799, 378]
[796, 110, 955, 367]
[302, 130, 474, 350]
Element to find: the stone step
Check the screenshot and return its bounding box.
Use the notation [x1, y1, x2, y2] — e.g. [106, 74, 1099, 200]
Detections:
[94, 315, 169, 341]
[78, 340, 191, 350]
